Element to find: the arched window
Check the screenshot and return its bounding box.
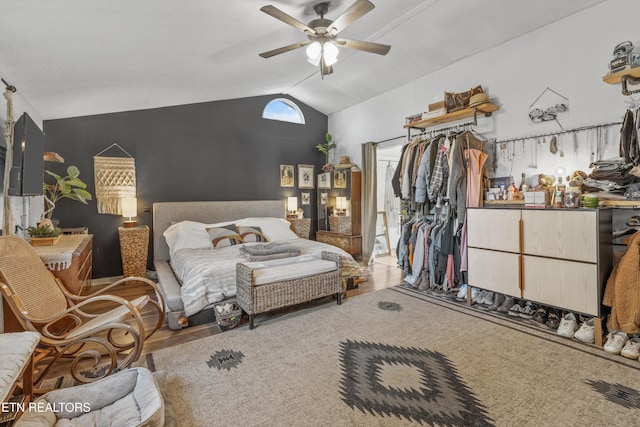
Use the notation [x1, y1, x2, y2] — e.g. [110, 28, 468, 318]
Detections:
[262, 98, 305, 124]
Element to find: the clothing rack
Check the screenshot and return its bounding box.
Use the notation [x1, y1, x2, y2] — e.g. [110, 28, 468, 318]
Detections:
[374, 119, 477, 147]
[492, 121, 622, 145]
[407, 120, 476, 141]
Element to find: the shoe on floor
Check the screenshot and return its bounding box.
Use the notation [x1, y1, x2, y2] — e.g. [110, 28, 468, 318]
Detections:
[574, 318, 595, 343]
[603, 330, 629, 355]
[455, 284, 467, 301]
[488, 293, 505, 311]
[471, 287, 481, 304]
[508, 301, 524, 317]
[546, 310, 561, 330]
[532, 307, 548, 324]
[497, 296, 514, 313]
[620, 337, 640, 359]
[519, 303, 536, 320]
[480, 291, 495, 306]
[557, 313, 578, 338]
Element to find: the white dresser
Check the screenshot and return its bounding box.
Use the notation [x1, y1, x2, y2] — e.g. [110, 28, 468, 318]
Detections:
[467, 208, 612, 333]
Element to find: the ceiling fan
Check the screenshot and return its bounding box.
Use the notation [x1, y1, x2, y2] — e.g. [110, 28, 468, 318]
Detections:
[259, 0, 391, 77]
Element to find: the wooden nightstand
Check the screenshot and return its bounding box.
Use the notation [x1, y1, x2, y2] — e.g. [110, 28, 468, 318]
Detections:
[286, 218, 311, 239]
[118, 225, 149, 279]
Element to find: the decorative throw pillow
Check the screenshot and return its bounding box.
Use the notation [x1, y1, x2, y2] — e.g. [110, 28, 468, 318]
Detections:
[206, 224, 244, 248]
[237, 226, 266, 243]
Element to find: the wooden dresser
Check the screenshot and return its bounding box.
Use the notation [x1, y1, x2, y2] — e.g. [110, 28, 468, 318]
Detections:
[33, 234, 93, 296]
[316, 230, 362, 257]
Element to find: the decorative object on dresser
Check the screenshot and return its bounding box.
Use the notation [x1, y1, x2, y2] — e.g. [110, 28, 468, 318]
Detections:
[0, 236, 164, 385]
[118, 225, 149, 281]
[317, 169, 362, 257]
[466, 208, 612, 346]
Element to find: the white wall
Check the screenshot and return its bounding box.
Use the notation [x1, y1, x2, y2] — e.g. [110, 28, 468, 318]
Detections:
[329, 0, 635, 186]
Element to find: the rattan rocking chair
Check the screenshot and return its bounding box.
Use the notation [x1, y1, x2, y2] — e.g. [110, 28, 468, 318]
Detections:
[0, 236, 165, 385]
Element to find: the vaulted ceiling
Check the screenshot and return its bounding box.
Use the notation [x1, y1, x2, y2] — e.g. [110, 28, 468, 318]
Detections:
[0, 0, 603, 120]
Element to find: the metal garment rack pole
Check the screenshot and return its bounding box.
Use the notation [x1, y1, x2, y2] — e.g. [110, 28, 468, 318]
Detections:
[493, 121, 622, 145]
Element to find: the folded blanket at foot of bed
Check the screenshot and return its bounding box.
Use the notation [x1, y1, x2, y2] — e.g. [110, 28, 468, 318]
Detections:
[239, 242, 301, 256]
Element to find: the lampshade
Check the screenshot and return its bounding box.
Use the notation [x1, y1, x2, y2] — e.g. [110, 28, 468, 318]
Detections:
[306, 41, 339, 68]
[287, 197, 298, 213]
[336, 196, 347, 211]
[121, 197, 138, 227]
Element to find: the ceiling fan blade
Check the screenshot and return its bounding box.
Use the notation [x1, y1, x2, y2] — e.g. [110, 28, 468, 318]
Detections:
[328, 0, 375, 34]
[337, 38, 391, 55]
[260, 5, 315, 34]
[259, 41, 311, 58]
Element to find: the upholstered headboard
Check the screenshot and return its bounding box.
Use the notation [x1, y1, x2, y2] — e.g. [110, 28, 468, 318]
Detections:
[152, 200, 286, 261]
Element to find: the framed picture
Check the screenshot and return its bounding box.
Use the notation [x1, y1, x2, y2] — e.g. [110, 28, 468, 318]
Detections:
[320, 192, 328, 205]
[301, 192, 310, 205]
[280, 164, 294, 187]
[318, 172, 331, 189]
[334, 169, 347, 189]
[298, 164, 314, 189]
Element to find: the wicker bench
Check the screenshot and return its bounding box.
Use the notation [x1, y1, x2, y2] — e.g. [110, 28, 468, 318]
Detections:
[236, 251, 342, 329]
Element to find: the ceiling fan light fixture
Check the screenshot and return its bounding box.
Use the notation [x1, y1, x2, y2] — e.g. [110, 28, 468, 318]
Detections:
[322, 42, 339, 66]
[306, 41, 322, 61]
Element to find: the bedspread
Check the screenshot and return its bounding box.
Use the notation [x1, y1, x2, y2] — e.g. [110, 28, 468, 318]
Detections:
[171, 238, 361, 316]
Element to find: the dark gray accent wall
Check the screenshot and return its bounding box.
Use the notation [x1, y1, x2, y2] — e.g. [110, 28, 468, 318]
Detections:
[43, 94, 327, 278]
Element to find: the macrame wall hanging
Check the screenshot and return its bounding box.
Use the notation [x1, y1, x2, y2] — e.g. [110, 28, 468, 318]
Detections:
[93, 143, 136, 215]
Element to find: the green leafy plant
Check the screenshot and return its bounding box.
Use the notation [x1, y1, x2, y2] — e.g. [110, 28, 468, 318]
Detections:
[27, 224, 61, 238]
[43, 165, 92, 219]
[315, 133, 337, 166]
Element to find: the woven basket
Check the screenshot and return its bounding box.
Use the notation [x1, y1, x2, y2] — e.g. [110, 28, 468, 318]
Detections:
[214, 303, 242, 331]
[329, 216, 351, 235]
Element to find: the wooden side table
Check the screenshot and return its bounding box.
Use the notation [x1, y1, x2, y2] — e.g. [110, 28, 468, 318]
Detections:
[286, 218, 311, 239]
[118, 225, 149, 280]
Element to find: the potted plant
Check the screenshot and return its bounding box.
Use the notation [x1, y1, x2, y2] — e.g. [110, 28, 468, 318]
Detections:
[315, 133, 337, 172]
[27, 222, 62, 246]
[42, 165, 92, 220]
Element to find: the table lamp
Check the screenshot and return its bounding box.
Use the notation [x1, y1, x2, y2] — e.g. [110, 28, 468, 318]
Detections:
[121, 197, 138, 228]
[287, 197, 298, 218]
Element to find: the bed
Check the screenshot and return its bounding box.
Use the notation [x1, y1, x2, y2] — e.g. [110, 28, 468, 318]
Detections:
[152, 200, 362, 329]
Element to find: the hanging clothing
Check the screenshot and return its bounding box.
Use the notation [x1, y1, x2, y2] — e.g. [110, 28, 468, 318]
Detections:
[619, 109, 639, 166]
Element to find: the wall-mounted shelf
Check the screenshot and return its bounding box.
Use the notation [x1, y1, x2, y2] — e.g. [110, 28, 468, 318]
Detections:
[43, 151, 64, 163]
[403, 102, 499, 129]
[602, 67, 640, 84]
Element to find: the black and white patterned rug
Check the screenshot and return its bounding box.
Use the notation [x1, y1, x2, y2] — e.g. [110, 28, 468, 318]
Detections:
[339, 339, 493, 426]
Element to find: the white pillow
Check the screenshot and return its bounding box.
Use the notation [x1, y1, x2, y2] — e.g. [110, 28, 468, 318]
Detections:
[163, 221, 213, 259]
[235, 217, 298, 241]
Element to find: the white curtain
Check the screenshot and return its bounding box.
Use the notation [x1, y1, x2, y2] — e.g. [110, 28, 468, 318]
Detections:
[361, 142, 377, 264]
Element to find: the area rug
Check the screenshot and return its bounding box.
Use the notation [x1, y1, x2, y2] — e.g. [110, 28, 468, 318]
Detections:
[150, 287, 640, 426]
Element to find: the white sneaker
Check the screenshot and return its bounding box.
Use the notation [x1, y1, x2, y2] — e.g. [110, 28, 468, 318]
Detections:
[557, 313, 578, 338]
[574, 318, 595, 343]
[620, 337, 640, 359]
[455, 284, 468, 301]
[604, 331, 629, 354]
